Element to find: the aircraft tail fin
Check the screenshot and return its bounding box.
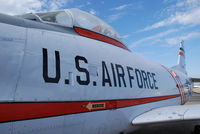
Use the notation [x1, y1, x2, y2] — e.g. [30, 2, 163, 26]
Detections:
[172, 40, 187, 74]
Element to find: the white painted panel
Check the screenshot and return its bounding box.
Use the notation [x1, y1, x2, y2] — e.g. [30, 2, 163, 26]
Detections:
[0, 22, 26, 134]
[15, 28, 81, 101]
[73, 35, 180, 100]
[0, 23, 26, 101]
[13, 116, 64, 134]
[15, 27, 180, 101]
[0, 122, 12, 134]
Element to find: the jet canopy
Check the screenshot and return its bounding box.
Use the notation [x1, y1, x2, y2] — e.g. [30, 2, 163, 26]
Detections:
[24, 9, 123, 42]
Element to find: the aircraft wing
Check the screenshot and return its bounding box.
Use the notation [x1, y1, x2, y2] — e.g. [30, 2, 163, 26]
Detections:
[132, 104, 200, 126]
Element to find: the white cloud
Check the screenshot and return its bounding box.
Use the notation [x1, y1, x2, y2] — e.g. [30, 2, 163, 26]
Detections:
[86, 1, 91, 5]
[75, 2, 91, 9]
[0, 0, 72, 15]
[0, 0, 43, 15]
[76, 4, 85, 9]
[108, 13, 125, 23]
[111, 4, 131, 11]
[165, 31, 200, 45]
[122, 34, 130, 39]
[139, 0, 200, 32]
[89, 9, 96, 15]
[161, 0, 200, 16]
[140, 8, 200, 32]
[178, 0, 200, 9]
[47, 0, 68, 10]
[130, 29, 178, 48]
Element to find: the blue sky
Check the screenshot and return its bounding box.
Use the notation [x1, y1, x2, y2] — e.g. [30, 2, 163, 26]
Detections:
[0, 0, 200, 77]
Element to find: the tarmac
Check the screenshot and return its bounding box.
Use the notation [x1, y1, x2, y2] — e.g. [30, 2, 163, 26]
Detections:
[131, 88, 200, 134]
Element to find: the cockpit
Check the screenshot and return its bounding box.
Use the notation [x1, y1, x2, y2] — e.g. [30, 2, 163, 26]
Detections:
[18, 9, 129, 50]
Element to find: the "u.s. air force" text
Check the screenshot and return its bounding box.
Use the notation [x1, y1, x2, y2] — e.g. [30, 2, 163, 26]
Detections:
[42, 48, 158, 89]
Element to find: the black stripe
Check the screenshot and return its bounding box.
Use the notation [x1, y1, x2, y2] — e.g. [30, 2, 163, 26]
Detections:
[180, 47, 184, 52]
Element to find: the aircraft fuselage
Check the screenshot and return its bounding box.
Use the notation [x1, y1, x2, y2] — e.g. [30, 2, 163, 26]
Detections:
[0, 13, 192, 134]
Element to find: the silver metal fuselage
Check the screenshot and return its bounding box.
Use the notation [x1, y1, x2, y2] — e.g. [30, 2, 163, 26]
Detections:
[0, 13, 192, 134]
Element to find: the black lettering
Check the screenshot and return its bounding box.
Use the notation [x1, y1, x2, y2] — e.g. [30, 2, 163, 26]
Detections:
[43, 48, 60, 83]
[152, 73, 158, 89]
[75, 56, 90, 85]
[127, 66, 134, 88]
[147, 72, 154, 89]
[111, 63, 117, 87]
[93, 81, 97, 86]
[115, 64, 126, 87]
[65, 79, 69, 84]
[92, 104, 104, 108]
[102, 61, 112, 87]
[135, 69, 143, 88]
[141, 70, 149, 89]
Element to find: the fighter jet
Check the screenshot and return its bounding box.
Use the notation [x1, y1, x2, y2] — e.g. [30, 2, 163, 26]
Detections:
[0, 8, 199, 134]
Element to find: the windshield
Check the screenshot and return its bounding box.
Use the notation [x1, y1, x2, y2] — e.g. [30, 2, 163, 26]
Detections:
[36, 11, 73, 28]
[35, 9, 123, 42]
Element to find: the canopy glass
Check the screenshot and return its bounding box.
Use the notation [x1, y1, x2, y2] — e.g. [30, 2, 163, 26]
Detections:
[34, 9, 123, 42]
